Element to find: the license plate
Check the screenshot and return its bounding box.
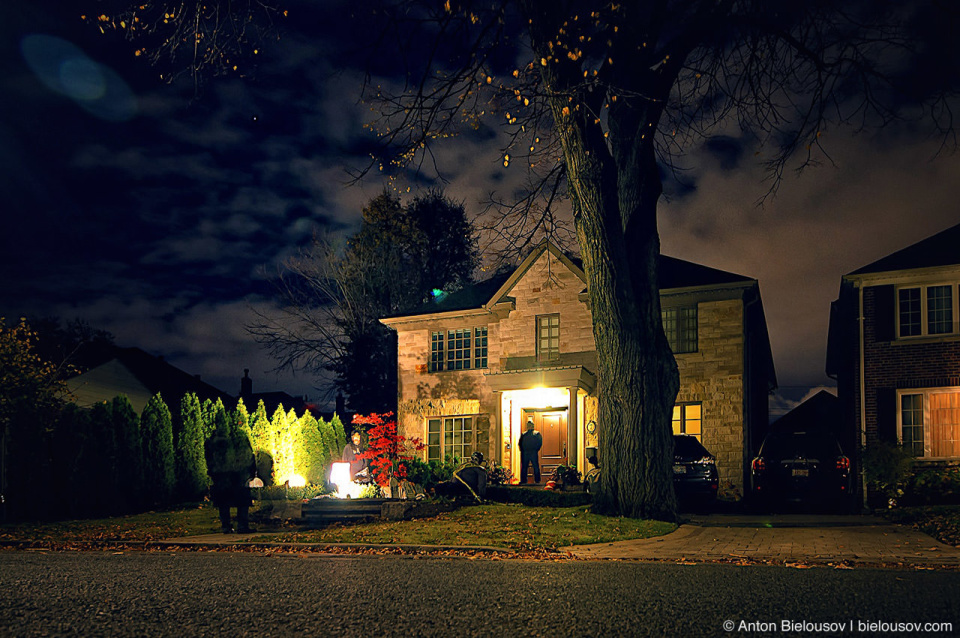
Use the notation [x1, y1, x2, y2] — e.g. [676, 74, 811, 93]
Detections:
[792, 469, 809, 477]
[673, 465, 686, 474]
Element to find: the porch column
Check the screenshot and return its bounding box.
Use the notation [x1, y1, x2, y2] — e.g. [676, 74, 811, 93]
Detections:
[568, 386, 578, 469]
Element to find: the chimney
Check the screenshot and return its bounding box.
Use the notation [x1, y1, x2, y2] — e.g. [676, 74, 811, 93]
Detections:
[240, 368, 253, 398]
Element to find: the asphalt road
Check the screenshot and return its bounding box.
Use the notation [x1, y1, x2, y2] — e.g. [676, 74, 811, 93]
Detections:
[1, 551, 957, 637]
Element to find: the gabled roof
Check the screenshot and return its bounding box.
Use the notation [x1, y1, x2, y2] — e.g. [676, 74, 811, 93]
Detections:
[390, 240, 755, 319]
[67, 346, 233, 412]
[848, 222, 960, 277]
[658, 254, 753, 290]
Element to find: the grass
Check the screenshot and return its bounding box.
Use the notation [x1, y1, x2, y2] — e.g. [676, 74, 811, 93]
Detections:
[257, 503, 677, 551]
[0, 504, 222, 543]
[881, 504, 960, 547]
[0, 502, 676, 551]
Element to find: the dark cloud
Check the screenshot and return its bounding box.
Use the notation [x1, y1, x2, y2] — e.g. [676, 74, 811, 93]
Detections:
[701, 136, 746, 171]
[2, 0, 958, 409]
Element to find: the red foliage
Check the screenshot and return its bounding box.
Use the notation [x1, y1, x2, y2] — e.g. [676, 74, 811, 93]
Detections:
[353, 412, 424, 487]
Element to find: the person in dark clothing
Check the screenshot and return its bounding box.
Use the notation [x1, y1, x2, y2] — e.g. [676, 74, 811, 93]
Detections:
[518, 419, 543, 484]
[205, 422, 257, 534]
[341, 430, 369, 482]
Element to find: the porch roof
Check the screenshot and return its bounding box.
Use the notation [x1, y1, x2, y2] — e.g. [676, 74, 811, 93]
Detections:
[484, 365, 596, 394]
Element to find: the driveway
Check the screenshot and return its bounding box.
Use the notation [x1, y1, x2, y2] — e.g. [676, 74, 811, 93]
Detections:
[567, 514, 960, 567]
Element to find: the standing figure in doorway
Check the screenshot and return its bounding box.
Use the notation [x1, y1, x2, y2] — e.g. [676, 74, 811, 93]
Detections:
[518, 419, 543, 484]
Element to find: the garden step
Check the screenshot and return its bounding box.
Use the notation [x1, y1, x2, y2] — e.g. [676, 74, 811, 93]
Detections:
[301, 498, 389, 526]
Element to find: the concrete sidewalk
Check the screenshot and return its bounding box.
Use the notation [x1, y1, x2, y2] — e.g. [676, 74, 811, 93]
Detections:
[566, 514, 960, 567]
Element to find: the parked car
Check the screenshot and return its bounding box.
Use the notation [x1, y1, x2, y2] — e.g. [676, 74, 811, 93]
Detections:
[673, 434, 719, 505]
[750, 430, 852, 510]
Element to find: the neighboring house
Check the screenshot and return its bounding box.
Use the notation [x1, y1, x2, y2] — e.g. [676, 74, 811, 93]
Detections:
[769, 390, 843, 436]
[381, 240, 777, 498]
[827, 222, 960, 503]
[239, 369, 351, 424]
[239, 368, 309, 416]
[66, 346, 233, 414]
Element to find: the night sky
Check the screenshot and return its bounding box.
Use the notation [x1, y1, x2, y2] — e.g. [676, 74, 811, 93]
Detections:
[2, 1, 959, 414]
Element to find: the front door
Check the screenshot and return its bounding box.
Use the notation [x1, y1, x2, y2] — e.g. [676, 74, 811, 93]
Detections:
[523, 410, 567, 481]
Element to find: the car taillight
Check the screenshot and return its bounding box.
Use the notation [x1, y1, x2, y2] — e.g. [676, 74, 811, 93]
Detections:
[836, 456, 850, 471]
[752, 457, 765, 472]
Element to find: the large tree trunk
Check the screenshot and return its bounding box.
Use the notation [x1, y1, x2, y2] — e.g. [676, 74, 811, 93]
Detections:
[568, 142, 680, 522]
[524, 0, 681, 521]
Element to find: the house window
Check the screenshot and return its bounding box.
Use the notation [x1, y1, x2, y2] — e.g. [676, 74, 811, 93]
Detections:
[898, 389, 960, 459]
[662, 306, 698, 354]
[898, 288, 922, 337]
[927, 285, 953, 335]
[537, 314, 560, 362]
[474, 327, 488, 369]
[429, 327, 488, 372]
[447, 329, 472, 370]
[897, 284, 956, 338]
[672, 403, 702, 441]
[426, 416, 474, 462]
[429, 332, 445, 372]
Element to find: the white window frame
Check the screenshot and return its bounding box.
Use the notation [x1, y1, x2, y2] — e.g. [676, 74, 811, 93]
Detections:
[897, 388, 960, 460]
[426, 416, 475, 463]
[428, 327, 488, 372]
[895, 283, 959, 339]
[536, 314, 560, 362]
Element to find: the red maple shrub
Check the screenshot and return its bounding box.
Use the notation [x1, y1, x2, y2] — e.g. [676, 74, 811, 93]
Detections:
[354, 412, 424, 487]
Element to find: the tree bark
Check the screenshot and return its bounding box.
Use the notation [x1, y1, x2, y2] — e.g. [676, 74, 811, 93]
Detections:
[571, 143, 680, 522]
[524, 0, 681, 520]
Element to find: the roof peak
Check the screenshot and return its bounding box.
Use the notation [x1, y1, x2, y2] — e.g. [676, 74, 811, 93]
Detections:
[848, 221, 960, 277]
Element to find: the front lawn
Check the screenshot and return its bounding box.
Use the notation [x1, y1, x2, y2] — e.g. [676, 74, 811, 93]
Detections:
[0, 502, 676, 551]
[881, 505, 960, 547]
[260, 503, 676, 551]
[0, 504, 222, 543]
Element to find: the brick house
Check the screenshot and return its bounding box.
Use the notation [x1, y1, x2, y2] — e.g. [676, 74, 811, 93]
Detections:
[381, 240, 776, 498]
[827, 222, 960, 503]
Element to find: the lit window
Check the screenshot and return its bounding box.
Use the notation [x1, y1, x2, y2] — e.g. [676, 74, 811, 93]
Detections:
[897, 284, 956, 338]
[672, 403, 702, 441]
[899, 390, 960, 459]
[537, 314, 560, 362]
[426, 416, 474, 462]
[474, 327, 488, 369]
[662, 306, 698, 354]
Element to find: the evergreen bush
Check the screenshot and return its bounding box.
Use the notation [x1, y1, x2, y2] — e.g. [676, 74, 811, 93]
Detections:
[140, 393, 175, 506]
[175, 393, 208, 502]
[111, 395, 143, 513]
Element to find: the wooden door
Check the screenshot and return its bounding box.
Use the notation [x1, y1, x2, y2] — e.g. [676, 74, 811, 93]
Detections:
[525, 410, 567, 481]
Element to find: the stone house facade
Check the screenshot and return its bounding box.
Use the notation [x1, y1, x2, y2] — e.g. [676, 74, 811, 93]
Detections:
[827, 222, 960, 504]
[381, 241, 776, 498]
